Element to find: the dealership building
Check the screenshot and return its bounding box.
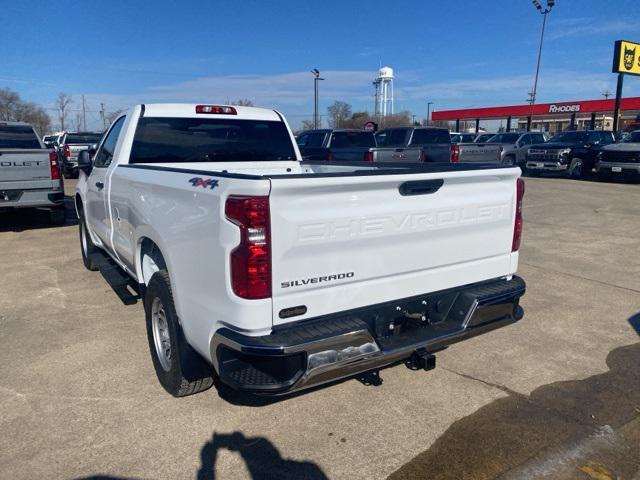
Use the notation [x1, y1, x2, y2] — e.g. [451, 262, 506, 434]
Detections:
[431, 96, 640, 134]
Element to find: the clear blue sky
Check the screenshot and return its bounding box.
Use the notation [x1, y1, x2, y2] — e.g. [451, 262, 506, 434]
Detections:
[2, 0, 639, 129]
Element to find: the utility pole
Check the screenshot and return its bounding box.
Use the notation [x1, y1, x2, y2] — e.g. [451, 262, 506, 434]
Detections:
[613, 74, 624, 132]
[602, 90, 612, 100]
[426, 102, 434, 126]
[100, 103, 106, 129]
[311, 69, 324, 129]
[82, 95, 87, 131]
[529, 0, 555, 106]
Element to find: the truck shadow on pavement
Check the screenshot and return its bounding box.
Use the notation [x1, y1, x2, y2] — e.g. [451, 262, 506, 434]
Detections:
[0, 195, 78, 232]
[196, 431, 328, 480]
[388, 336, 640, 480]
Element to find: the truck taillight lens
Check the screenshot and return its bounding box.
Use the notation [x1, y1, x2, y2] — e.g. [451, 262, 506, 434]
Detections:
[420, 150, 427, 162]
[49, 151, 60, 180]
[64, 144, 70, 158]
[450, 144, 460, 163]
[225, 195, 271, 299]
[327, 151, 334, 161]
[512, 178, 525, 252]
[195, 105, 237, 115]
[363, 151, 373, 162]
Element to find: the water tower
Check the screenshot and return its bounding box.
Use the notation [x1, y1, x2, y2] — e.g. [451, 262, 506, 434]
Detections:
[374, 67, 394, 117]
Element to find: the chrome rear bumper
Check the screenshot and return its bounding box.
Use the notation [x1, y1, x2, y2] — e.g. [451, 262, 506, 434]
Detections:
[211, 276, 526, 395]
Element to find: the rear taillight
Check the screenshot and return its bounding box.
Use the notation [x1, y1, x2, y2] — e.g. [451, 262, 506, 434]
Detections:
[49, 151, 60, 180]
[63, 144, 70, 159]
[512, 178, 525, 252]
[363, 151, 374, 162]
[420, 150, 427, 162]
[225, 195, 271, 299]
[450, 144, 460, 163]
[327, 151, 334, 161]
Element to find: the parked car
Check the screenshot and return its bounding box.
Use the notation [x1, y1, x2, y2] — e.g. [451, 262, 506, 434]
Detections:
[450, 133, 476, 143]
[296, 129, 375, 161]
[0, 121, 65, 223]
[596, 129, 640, 180]
[525, 130, 615, 178]
[485, 132, 548, 166]
[58, 131, 103, 178]
[474, 133, 496, 143]
[76, 103, 526, 398]
[372, 126, 500, 164]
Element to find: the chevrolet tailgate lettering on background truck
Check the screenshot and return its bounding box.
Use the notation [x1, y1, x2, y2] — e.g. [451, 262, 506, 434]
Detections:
[76, 103, 526, 398]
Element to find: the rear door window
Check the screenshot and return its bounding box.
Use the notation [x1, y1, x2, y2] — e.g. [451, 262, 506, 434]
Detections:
[410, 129, 451, 145]
[0, 125, 41, 149]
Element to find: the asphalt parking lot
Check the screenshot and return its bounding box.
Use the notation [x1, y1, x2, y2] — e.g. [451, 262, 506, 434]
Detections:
[0, 177, 639, 480]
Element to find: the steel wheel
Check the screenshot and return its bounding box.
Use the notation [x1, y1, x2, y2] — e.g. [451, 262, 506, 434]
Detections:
[151, 297, 172, 372]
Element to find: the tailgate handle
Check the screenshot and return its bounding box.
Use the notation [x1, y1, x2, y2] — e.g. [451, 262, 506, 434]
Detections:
[399, 179, 443, 196]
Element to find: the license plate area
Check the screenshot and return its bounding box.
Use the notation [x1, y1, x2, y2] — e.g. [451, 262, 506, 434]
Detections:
[612, 166, 622, 173]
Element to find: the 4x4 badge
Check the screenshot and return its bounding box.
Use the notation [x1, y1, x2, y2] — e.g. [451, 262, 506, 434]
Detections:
[189, 177, 219, 189]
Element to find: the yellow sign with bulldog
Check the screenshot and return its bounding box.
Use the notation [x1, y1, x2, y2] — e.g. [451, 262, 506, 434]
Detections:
[613, 40, 640, 76]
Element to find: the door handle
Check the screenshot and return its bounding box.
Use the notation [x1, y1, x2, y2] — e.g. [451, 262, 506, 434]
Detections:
[95, 181, 104, 190]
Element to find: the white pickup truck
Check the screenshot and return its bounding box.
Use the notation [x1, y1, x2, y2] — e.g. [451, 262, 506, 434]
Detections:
[76, 104, 526, 398]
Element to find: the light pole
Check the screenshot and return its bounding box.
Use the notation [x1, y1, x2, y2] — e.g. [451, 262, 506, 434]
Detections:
[528, 0, 555, 106]
[426, 102, 434, 125]
[311, 69, 324, 129]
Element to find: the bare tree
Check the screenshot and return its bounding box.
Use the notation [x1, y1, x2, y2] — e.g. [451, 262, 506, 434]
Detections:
[56, 93, 73, 131]
[231, 99, 254, 106]
[105, 109, 124, 126]
[327, 101, 352, 128]
[299, 119, 315, 132]
[0, 88, 51, 135]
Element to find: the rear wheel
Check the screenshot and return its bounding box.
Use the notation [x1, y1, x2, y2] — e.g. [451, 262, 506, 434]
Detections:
[144, 270, 214, 397]
[569, 158, 587, 179]
[79, 213, 100, 271]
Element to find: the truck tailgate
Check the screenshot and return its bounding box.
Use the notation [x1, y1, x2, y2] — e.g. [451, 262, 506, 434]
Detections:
[458, 143, 501, 163]
[0, 150, 53, 187]
[268, 168, 519, 325]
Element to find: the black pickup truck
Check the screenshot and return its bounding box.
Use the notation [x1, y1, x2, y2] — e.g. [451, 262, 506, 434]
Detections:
[525, 130, 615, 178]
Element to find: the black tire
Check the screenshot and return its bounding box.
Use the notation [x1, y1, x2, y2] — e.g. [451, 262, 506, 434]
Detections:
[78, 213, 100, 271]
[144, 270, 214, 397]
[49, 205, 66, 226]
[569, 158, 589, 179]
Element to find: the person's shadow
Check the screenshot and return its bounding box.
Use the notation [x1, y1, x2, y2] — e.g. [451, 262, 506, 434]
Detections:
[197, 431, 328, 480]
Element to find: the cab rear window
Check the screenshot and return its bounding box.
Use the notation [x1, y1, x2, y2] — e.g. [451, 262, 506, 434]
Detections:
[129, 117, 296, 163]
[410, 129, 451, 145]
[0, 125, 41, 149]
[330, 131, 375, 148]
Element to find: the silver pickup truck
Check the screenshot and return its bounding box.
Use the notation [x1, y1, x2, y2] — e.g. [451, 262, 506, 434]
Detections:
[485, 132, 548, 166]
[58, 131, 103, 178]
[0, 122, 66, 223]
[373, 127, 501, 164]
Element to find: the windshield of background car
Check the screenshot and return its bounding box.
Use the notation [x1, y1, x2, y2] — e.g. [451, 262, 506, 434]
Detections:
[129, 117, 297, 163]
[622, 131, 640, 143]
[549, 131, 587, 143]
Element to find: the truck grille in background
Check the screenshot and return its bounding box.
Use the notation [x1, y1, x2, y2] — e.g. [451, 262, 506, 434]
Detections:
[527, 150, 563, 161]
[600, 150, 639, 164]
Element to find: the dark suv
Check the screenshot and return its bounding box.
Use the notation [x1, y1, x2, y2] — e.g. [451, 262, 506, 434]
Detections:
[525, 130, 615, 178]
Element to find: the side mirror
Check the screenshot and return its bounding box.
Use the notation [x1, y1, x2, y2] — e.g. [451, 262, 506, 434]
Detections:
[88, 144, 98, 159]
[78, 150, 93, 175]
